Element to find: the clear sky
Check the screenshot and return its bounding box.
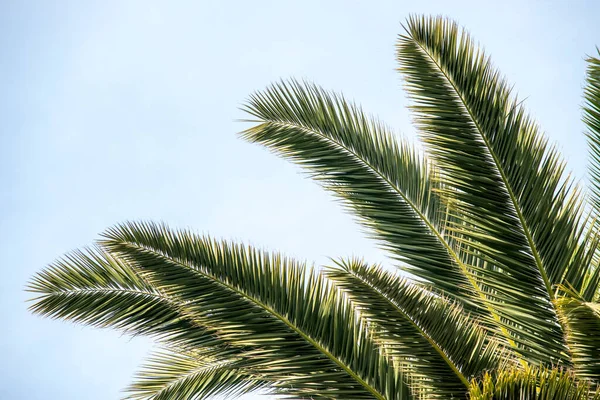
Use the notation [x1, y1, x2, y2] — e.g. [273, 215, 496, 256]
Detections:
[2, 1, 599, 399]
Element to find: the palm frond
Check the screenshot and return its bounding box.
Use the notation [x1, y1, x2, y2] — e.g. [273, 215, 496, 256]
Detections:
[397, 15, 590, 365]
[585, 51, 600, 213]
[468, 366, 599, 400]
[557, 291, 600, 382]
[241, 80, 480, 311]
[325, 259, 510, 399]
[563, 221, 600, 301]
[27, 246, 219, 349]
[126, 346, 267, 400]
[100, 221, 411, 400]
[26, 14, 600, 400]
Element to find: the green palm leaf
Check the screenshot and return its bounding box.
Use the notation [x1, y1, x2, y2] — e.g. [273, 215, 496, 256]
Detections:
[100, 221, 410, 400]
[325, 259, 509, 399]
[397, 15, 591, 364]
[557, 291, 600, 381]
[126, 346, 267, 400]
[469, 366, 599, 400]
[585, 51, 600, 213]
[28, 247, 219, 349]
[241, 80, 483, 313]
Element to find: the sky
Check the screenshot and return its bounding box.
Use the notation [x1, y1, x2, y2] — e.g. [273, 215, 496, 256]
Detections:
[1, 0, 599, 399]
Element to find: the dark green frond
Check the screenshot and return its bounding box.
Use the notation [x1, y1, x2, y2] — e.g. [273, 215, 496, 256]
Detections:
[26, 14, 600, 400]
[585, 51, 600, 213]
[100, 221, 411, 400]
[241, 80, 479, 311]
[398, 15, 588, 364]
[469, 366, 599, 400]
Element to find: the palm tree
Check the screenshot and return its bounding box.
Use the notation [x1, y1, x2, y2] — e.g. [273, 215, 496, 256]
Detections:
[28, 15, 600, 399]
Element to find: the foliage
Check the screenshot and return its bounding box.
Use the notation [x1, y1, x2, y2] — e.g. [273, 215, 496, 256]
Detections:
[468, 367, 600, 400]
[28, 15, 600, 400]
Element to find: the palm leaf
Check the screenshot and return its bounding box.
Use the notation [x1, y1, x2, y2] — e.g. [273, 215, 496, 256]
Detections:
[27, 247, 219, 349]
[585, 51, 600, 213]
[240, 80, 480, 311]
[469, 366, 599, 400]
[325, 259, 509, 399]
[100, 221, 410, 400]
[126, 346, 267, 400]
[557, 291, 600, 382]
[397, 15, 591, 364]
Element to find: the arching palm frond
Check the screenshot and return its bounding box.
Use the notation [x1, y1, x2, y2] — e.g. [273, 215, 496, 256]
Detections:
[126, 346, 267, 400]
[583, 52, 600, 307]
[241, 81, 480, 312]
[28, 247, 220, 349]
[27, 14, 600, 400]
[99, 221, 410, 400]
[325, 259, 510, 399]
[585, 51, 600, 213]
[397, 15, 592, 365]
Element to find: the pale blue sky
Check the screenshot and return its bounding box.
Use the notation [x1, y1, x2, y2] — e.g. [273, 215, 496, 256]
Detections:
[2, 1, 599, 399]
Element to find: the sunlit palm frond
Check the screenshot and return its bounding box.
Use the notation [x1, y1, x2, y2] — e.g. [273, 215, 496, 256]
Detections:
[582, 51, 600, 307]
[126, 346, 267, 400]
[325, 259, 510, 399]
[469, 366, 600, 400]
[557, 290, 600, 382]
[99, 221, 410, 400]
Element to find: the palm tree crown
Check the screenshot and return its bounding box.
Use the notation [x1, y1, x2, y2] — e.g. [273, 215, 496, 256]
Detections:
[28, 15, 600, 399]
